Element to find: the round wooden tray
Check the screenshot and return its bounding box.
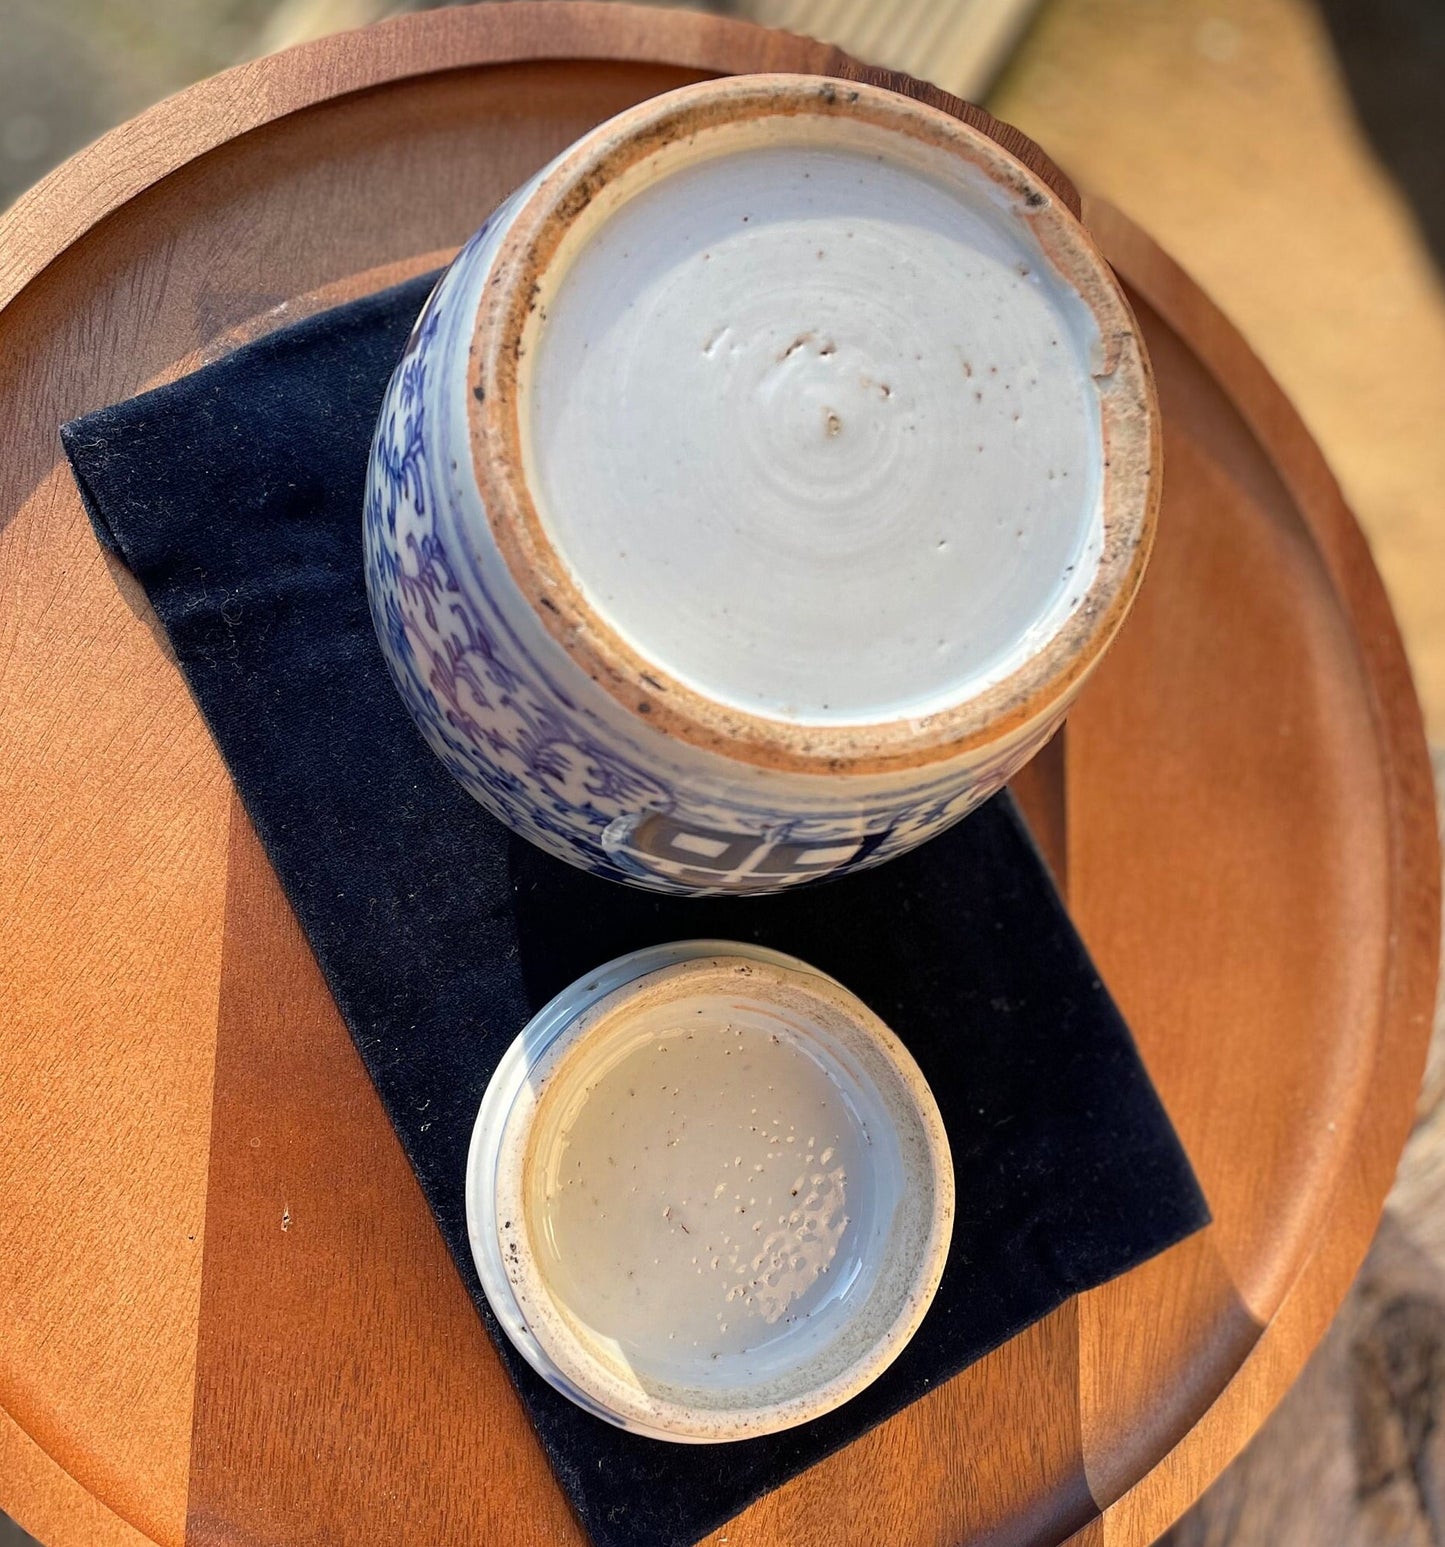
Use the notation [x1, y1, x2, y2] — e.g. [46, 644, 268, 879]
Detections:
[0, 7, 1437, 1547]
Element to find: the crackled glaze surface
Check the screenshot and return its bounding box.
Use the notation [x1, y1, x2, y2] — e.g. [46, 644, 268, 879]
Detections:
[526, 993, 894, 1385]
[468, 943, 953, 1441]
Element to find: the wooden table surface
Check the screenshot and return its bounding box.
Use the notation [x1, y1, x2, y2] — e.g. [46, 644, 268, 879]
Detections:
[0, 7, 1437, 1547]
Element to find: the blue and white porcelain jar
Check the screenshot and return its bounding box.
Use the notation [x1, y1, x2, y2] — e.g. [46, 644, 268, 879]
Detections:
[364, 74, 1158, 895]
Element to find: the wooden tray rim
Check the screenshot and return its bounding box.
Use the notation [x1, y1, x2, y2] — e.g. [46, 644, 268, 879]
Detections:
[0, 7, 1437, 1545]
[0, 0, 1078, 315]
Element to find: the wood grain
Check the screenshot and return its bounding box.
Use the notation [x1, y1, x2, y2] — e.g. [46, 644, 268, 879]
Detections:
[186, 795, 581, 1547]
[705, 1303, 1095, 1547]
[1079, 205, 1440, 1545]
[0, 364, 230, 1547]
[0, 8, 1434, 1547]
[1151, 773, 1445, 1543]
[1071, 281, 1397, 1321]
[1159, 1213, 1445, 1547]
[0, 0, 1075, 316]
[0, 1407, 156, 1547]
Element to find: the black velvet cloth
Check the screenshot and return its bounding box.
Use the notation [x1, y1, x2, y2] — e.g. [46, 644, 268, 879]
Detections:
[61, 272, 1208, 1547]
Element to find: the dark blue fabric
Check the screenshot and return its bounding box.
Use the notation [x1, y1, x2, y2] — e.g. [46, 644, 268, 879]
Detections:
[61, 273, 1208, 1547]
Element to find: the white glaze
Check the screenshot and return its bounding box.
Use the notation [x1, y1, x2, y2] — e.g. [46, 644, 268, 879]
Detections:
[525, 992, 900, 1390]
[473, 944, 954, 1439]
[525, 139, 1104, 724]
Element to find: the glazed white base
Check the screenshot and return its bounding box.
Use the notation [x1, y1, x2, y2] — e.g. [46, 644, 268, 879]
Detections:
[526, 137, 1104, 725]
[524, 978, 897, 1391]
